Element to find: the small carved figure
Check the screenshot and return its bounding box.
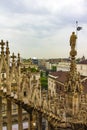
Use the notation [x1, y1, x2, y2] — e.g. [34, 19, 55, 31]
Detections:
[70, 32, 77, 50]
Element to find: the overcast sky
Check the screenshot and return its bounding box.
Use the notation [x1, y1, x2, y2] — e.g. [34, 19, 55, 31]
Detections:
[0, 0, 87, 59]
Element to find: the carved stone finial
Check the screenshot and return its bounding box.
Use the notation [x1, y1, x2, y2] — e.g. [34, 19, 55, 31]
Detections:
[6, 41, 10, 55]
[11, 53, 16, 62]
[17, 53, 20, 66]
[0, 40, 5, 46]
[18, 53, 20, 58]
[6, 41, 8, 47]
[0, 40, 5, 54]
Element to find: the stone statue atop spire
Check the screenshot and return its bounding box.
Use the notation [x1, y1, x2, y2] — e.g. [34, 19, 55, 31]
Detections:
[70, 32, 77, 57]
[70, 32, 77, 50]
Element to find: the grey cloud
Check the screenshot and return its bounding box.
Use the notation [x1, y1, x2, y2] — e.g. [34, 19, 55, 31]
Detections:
[0, 0, 50, 15]
[0, 0, 87, 58]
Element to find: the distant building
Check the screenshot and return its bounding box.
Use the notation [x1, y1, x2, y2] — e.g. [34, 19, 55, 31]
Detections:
[45, 61, 52, 70]
[57, 61, 70, 71]
[32, 57, 38, 65]
[38, 59, 47, 70]
[21, 58, 39, 71]
[77, 59, 87, 76]
[45, 58, 70, 71]
[48, 71, 87, 97]
[80, 55, 85, 62]
[48, 71, 68, 97]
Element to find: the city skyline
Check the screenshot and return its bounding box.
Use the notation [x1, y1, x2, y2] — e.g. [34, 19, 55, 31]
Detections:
[0, 0, 87, 59]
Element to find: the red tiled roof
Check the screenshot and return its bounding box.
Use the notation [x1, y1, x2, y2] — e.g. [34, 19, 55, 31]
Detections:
[49, 71, 68, 83]
[49, 71, 87, 93]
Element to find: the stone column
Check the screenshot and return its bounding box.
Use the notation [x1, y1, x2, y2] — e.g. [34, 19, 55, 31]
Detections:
[45, 120, 48, 130]
[28, 113, 31, 130]
[37, 113, 42, 130]
[30, 111, 37, 130]
[28, 111, 36, 130]
[7, 99, 12, 130]
[18, 105, 23, 130]
[48, 122, 53, 130]
[0, 97, 2, 130]
[30, 112, 34, 130]
[46, 121, 52, 130]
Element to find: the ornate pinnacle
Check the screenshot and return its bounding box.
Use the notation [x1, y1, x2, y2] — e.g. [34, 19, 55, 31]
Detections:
[0, 40, 5, 46]
[65, 32, 83, 93]
[6, 41, 10, 55]
[18, 53, 20, 59]
[17, 53, 20, 66]
[6, 41, 8, 47]
[11, 53, 16, 62]
[0, 40, 5, 55]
